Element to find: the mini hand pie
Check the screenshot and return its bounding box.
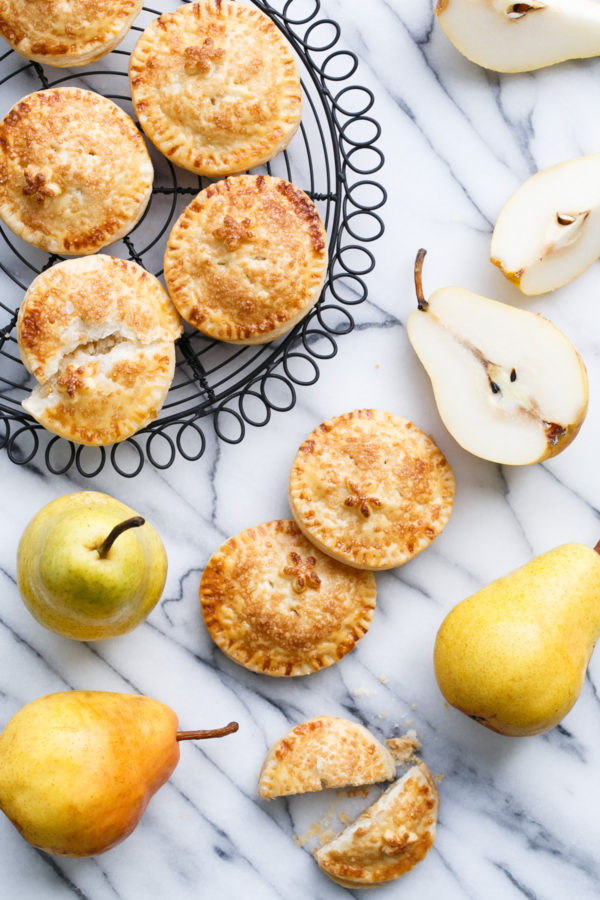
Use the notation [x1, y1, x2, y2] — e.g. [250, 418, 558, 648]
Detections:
[18, 255, 182, 446]
[201, 522, 375, 677]
[289, 408, 455, 570]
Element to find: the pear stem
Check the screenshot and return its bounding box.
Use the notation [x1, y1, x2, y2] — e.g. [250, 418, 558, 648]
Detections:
[414, 248, 429, 310]
[176, 722, 239, 742]
[97, 516, 145, 559]
[594, 540, 600, 556]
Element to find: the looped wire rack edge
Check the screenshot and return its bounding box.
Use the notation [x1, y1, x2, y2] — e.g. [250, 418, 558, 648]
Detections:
[0, 0, 386, 477]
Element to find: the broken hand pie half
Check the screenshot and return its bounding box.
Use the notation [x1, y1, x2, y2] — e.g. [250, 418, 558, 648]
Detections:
[17, 256, 182, 446]
[315, 762, 438, 888]
[258, 717, 395, 799]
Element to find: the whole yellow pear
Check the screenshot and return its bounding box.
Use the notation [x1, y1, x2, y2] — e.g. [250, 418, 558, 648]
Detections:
[0, 691, 238, 856]
[434, 543, 600, 736]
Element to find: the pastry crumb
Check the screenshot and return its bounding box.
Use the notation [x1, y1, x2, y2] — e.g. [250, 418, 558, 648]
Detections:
[380, 676, 387, 684]
[293, 822, 322, 848]
[346, 786, 371, 799]
[319, 829, 336, 846]
[353, 686, 376, 697]
[435, 773, 445, 783]
[386, 730, 421, 765]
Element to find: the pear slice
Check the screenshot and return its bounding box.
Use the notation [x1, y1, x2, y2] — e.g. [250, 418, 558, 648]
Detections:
[436, 0, 600, 73]
[491, 154, 600, 295]
[407, 250, 588, 465]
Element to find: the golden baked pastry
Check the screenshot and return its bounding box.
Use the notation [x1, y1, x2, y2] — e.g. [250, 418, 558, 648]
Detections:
[200, 520, 376, 676]
[23, 341, 176, 447]
[0, 88, 153, 255]
[18, 255, 181, 382]
[164, 174, 328, 344]
[315, 762, 439, 888]
[289, 409, 455, 570]
[129, 0, 302, 176]
[0, 0, 143, 66]
[258, 717, 395, 799]
[18, 255, 182, 446]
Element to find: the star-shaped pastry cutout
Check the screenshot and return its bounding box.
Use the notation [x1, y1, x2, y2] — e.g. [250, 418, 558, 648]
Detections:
[184, 38, 225, 74]
[22, 166, 62, 204]
[213, 215, 254, 252]
[282, 551, 321, 594]
[344, 480, 382, 518]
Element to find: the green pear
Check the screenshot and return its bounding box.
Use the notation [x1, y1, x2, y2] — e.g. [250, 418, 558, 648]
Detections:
[434, 543, 600, 736]
[0, 691, 238, 857]
[17, 492, 167, 640]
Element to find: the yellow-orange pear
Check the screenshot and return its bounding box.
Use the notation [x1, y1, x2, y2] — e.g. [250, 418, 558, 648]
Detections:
[0, 691, 238, 856]
[434, 543, 600, 736]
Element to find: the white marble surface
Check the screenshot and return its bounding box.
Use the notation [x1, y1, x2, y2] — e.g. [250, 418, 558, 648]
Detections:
[1, 1, 600, 898]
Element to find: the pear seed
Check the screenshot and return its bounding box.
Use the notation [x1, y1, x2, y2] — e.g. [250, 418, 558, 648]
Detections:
[510, 368, 517, 382]
[490, 381, 500, 394]
[506, 2, 545, 19]
[545, 422, 567, 446]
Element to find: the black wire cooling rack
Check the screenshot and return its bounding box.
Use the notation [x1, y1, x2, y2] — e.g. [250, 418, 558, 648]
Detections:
[0, 0, 385, 477]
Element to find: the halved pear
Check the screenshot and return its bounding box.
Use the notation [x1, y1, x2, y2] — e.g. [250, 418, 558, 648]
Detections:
[436, 0, 600, 73]
[407, 250, 588, 465]
[491, 154, 600, 295]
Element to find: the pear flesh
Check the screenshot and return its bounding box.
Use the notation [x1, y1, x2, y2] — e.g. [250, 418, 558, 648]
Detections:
[491, 154, 600, 295]
[436, 0, 600, 73]
[407, 271, 588, 465]
[434, 543, 600, 736]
